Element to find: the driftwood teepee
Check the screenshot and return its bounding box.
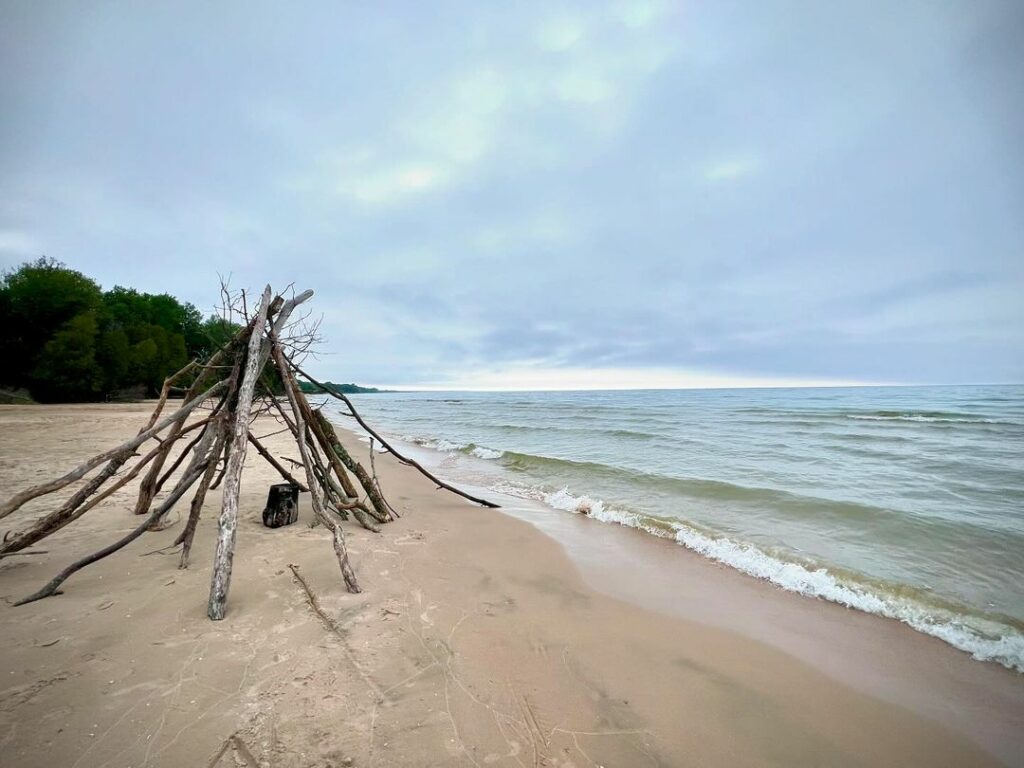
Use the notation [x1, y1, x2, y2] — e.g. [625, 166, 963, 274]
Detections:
[0, 285, 497, 619]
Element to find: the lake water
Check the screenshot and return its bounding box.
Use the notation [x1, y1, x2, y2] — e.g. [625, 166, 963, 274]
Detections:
[336, 385, 1024, 671]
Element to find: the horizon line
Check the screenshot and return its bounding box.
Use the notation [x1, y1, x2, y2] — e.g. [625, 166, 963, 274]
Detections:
[355, 381, 1019, 394]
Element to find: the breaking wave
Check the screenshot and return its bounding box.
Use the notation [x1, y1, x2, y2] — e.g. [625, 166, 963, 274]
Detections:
[490, 480, 1024, 673]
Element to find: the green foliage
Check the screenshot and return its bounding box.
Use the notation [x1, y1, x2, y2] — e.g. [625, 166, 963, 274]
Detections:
[30, 311, 104, 402]
[298, 381, 385, 394]
[0, 258, 237, 402]
[0, 258, 102, 387]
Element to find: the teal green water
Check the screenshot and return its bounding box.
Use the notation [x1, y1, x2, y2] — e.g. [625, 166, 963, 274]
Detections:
[339, 385, 1024, 670]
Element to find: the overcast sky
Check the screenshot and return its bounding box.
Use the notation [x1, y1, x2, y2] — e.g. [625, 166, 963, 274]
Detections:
[1, 1, 1021, 389]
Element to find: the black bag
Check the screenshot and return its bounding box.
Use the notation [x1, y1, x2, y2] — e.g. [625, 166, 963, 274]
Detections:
[262, 483, 299, 528]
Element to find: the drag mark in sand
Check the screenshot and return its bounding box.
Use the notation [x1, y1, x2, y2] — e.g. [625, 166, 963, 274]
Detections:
[287, 562, 384, 702]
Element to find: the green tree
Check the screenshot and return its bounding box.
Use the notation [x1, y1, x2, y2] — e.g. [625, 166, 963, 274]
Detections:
[30, 312, 104, 402]
[1, 258, 266, 401]
[129, 337, 159, 391]
[97, 327, 131, 392]
[0, 258, 102, 390]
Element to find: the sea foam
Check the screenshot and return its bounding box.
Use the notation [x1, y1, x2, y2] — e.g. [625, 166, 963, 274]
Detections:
[492, 480, 1024, 672]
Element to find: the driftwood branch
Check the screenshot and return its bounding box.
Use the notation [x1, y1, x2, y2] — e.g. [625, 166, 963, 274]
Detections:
[178, 420, 228, 568]
[14, 459, 212, 605]
[208, 286, 273, 621]
[313, 410, 393, 522]
[247, 433, 308, 492]
[272, 337, 360, 593]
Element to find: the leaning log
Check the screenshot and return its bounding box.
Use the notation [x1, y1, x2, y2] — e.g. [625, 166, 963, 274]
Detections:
[177, 419, 228, 568]
[313, 410, 393, 522]
[271, 337, 360, 593]
[14, 455, 213, 605]
[207, 286, 273, 621]
[247, 433, 308, 492]
[299, 395, 360, 499]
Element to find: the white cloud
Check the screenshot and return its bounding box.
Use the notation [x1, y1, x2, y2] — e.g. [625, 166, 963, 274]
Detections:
[332, 153, 450, 205]
[556, 67, 615, 104]
[612, 0, 667, 29]
[535, 15, 585, 51]
[469, 209, 578, 252]
[704, 155, 760, 182]
[410, 67, 508, 165]
[312, 6, 679, 210]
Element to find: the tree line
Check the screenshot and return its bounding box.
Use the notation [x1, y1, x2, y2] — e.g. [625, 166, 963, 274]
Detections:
[298, 381, 385, 395]
[0, 258, 238, 402]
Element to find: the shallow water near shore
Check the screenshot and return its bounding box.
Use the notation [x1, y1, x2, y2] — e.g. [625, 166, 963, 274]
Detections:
[338, 384, 1024, 671]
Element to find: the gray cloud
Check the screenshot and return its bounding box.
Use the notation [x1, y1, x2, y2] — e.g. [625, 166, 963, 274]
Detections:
[2, 0, 1022, 387]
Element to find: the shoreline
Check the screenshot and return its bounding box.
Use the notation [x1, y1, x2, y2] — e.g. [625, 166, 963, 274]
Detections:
[0, 402, 1020, 766]
[367, 433, 1024, 763]
[339, 395, 1024, 675]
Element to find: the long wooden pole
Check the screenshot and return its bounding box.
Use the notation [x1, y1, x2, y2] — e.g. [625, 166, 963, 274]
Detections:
[271, 340, 360, 593]
[246, 433, 309, 492]
[313, 410, 393, 522]
[207, 286, 273, 621]
[14, 459, 213, 606]
[178, 421, 228, 569]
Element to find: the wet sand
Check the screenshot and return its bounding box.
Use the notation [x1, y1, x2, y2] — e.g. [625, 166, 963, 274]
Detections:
[0, 402, 1020, 766]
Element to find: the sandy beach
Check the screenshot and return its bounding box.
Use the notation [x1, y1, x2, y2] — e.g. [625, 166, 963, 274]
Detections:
[1, 402, 1021, 767]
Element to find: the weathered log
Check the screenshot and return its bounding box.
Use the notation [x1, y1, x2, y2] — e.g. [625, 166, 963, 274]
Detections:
[1, 450, 128, 547]
[310, 462, 379, 532]
[0, 380, 226, 522]
[178, 422, 228, 568]
[14, 457, 212, 605]
[331, 521, 361, 594]
[298, 394, 360, 499]
[247, 433, 308, 491]
[149, 411, 221, 532]
[271, 338, 360, 593]
[310, 462, 350, 521]
[209, 439, 231, 490]
[349, 506, 381, 533]
[313, 410, 393, 522]
[208, 286, 273, 621]
[269, 369, 380, 533]
[266, 371, 380, 532]
[287, 378, 378, 532]
[262, 483, 299, 528]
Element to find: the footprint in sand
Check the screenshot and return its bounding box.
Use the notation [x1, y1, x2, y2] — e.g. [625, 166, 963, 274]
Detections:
[395, 531, 426, 546]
